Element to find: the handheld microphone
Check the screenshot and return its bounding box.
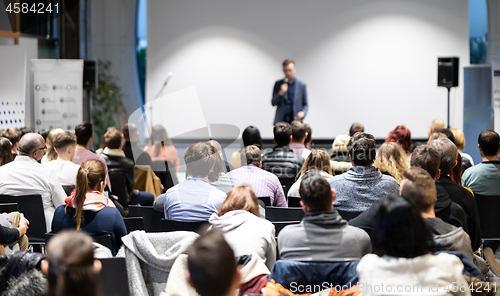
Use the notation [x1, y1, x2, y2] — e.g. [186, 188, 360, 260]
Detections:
[284, 78, 288, 84]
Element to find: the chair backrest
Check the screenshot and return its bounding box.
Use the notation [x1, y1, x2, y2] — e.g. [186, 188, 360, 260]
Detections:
[108, 170, 130, 208]
[45, 233, 113, 251]
[287, 196, 301, 207]
[272, 221, 300, 236]
[258, 196, 271, 207]
[0, 194, 46, 242]
[0, 203, 18, 214]
[279, 178, 296, 196]
[337, 210, 362, 222]
[99, 257, 130, 296]
[265, 207, 304, 222]
[62, 185, 75, 196]
[474, 194, 500, 239]
[123, 217, 145, 233]
[128, 205, 163, 232]
[160, 219, 208, 233]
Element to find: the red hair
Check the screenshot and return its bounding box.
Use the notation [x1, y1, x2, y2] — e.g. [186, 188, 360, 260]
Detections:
[385, 125, 412, 152]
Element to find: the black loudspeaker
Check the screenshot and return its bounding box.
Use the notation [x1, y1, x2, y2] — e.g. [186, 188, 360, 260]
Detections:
[437, 57, 459, 87]
[83, 60, 97, 89]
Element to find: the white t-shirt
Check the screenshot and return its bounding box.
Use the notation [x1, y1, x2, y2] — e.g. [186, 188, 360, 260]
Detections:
[43, 159, 80, 186]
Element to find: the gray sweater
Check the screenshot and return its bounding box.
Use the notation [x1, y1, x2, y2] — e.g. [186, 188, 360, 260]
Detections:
[277, 209, 371, 261]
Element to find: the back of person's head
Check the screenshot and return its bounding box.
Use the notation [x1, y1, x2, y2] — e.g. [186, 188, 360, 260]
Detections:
[185, 142, 215, 178]
[217, 186, 259, 217]
[103, 127, 122, 149]
[291, 120, 307, 142]
[242, 126, 262, 149]
[273, 122, 292, 146]
[0, 137, 13, 166]
[207, 141, 225, 182]
[46, 129, 65, 162]
[349, 123, 364, 137]
[478, 130, 500, 157]
[241, 145, 261, 167]
[18, 133, 44, 157]
[44, 230, 102, 296]
[385, 125, 412, 152]
[75, 123, 93, 147]
[429, 138, 458, 175]
[3, 127, 21, 146]
[400, 167, 437, 213]
[373, 142, 408, 183]
[186, 229, 238, 296]
[371, 194, 433, 258]
[53, 132, 77, 154]
[347, 132, 376, 166]
[150, 124, 172, 157]
[435, 128, 455, 144]
[427, 132, 448, 145]
[332, 134, 350, 153]
[299, 171, 333, 211]
[410, 145, 441, 178]
[19, 127, 31, 138]
[122, 123, 138, 142]
[429, 119, 445, 135]
[298, 149, 332, 178]
[450, 128, 466, 151]
[74, 160, 106, 230]
[304, 123, 312, 145]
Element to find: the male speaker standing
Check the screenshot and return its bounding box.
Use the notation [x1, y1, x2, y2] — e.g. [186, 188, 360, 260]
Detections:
[271, 59, 308, 124]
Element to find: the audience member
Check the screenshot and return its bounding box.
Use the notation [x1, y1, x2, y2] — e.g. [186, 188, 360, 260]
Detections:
[207, 142, 247, 194]
[289, 120, 311, 159]
[329, 132, 399, 213]
[43, 230, 104, 296]
[230, 126, 263, 169]
[41, 128, 65, 164]
[349, 123, 364, 136]
[330, 134, 351, 175]
[0, 137, 13, 166]
[73, 122, 111, 190]
[357, 194, 469, 296]
[43, 131, 80, 187]
[427, 132, 448, 144]
[208, 139, 232, 173]
[3, 127, 21, 159]
[0, 212, 29, 254]
[52, 160, 126, 255]
[122, 123, 152, 166]
[227, 145, 286, 207]
[385, 125, 412, 162]
[278, 172, 371, 261]
[155, 142, 226, 221]
[436, 128, 456, 144]
[287, 149, 333, 197]
[0, 133, 65, 231]
[429, 139, 481, 251]
[209, 186, 276, 269]
[144, 124, 180, 172]
[373, 142, 408, 183]
[262, 122, 304, 181]
[429, 119, 445, 137]
[451, 128, 474, 172]
[304, 123, 313, 149]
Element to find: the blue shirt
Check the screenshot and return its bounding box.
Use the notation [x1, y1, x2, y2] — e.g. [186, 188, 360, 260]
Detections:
[164, 176, 227, 222]
[285, 80, 295, 123]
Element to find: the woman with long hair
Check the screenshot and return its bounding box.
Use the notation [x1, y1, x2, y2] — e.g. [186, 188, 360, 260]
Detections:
[43, 230, 103, 296]
[0, 137, 13, 166]
[385, 125, 412, 163]
[373, 142, 408, 183]
[41, 128, 65, 164]
[144, 124, 180, 171]
[51, 160, 126, 255]
[209, 185, 276, 269]
[231, 126, 263, 169]
[287, 149, 333, 197]
[357, 195, 469, 296]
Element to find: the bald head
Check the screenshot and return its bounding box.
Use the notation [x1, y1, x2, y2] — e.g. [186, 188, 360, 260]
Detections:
[18, 133, 45, 160]
[429, 119, 445, 137]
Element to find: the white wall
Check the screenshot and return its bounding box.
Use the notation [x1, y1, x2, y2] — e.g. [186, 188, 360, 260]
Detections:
[147, 0, 469, 139]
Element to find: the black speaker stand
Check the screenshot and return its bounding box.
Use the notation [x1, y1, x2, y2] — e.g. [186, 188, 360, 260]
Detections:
[446, 86, 451, 128]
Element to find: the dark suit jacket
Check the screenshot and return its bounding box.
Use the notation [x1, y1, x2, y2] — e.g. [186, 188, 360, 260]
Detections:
[272, 78, 308, 124]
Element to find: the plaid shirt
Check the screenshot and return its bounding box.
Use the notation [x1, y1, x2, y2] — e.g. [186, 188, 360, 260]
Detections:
[227, 164, 286, 207]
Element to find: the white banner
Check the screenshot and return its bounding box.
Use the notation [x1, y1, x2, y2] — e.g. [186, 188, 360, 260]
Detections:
[491, 56, 500, 133]
[0, 46, 26, 129]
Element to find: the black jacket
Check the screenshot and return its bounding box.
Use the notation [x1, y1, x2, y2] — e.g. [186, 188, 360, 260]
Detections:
[262, 146, 304, 180]
[122, 141, 152, 167]
[99, 152, 135, 193]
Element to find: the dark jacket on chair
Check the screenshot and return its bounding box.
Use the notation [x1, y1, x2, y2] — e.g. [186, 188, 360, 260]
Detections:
[262, 146, 304, 180]
[99, 149, 135, 193]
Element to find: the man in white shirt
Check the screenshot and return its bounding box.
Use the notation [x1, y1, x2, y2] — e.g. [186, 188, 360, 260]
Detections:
[43, 131, 80, 187]
[0, 133, 66, 231]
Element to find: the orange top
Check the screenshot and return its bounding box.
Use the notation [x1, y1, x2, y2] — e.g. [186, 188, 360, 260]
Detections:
[144, 145, 180, 172]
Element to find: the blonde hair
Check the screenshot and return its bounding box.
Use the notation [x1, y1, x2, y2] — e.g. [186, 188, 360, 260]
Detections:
[217, 186, 259, 217]
[374, 142, 408, 183]
[46, 128, 65, 161]
[450, 128, 465, 151]
[298, 149, 333, 180]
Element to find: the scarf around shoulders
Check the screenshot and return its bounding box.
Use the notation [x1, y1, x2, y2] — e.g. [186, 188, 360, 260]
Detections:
[65, 190, 116, 212]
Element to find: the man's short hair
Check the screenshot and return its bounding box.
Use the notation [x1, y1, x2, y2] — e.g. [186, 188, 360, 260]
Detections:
[18, 133, 43, 155]
[187, 229, 236, 296]
[435, 128, 455, 144]
[3, 127, 21, 145]
[241, 145, 261, 167]
[273, 122, 292, 146]
[53, 131, 77, 150]
[122, 123, 138, 142]
[347, 132, 376, 166]
[410, 145, 441, 178]
[429, 139, 458, 175]
[478, 130, 500, 157]
[299, 171, 332, 211]
[103, 127, 122, 149]
[349, 123, 364, 137]
[401, 167, 437, 213]
[185, 142, 215, 178]
[291, 120, 307, 141]
[75, 122, 93, 146]
[282, 59, 295, 67]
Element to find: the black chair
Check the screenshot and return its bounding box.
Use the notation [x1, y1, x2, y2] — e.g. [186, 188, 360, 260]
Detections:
[123, 217, 145, 233]
[287, 196, 301, 207]
[258, 196, 271, 207]
[45, 233, 113, 251]
[151, 161, 177, 192]
[279, 178, 296, 196]
[475, 194, 500, 239]
[0, 203, 18, 214]
[272, 221, 300, 236]
[265, 207, 304, 222]
[128, 205, 163, 232]
[100, 257, 130, 296]
[160, 219, 208, 233]
[108, 170, 130, 208]
[62, 185, 75, 196]
[337, 210, 362, 221]
[0, 194, 46, 243]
